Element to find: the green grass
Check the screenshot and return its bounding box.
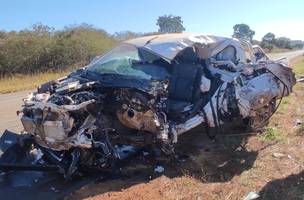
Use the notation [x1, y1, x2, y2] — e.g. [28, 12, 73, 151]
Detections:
[269, 47, 294, 53]
[273, 57, 304, 114]
[0, 71, 70, 94]
[289, 57, 304, 96]
[258, 127, 282, 142]
[271, 56, 304, 136]
[293, 58, 304, 77]
[293, 57, 304, 136]
[281, 98, 289, 105]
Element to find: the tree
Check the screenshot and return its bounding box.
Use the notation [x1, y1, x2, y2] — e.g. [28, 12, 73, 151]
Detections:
[275, 37, 292, 49]
[260, 42, 274, 52]
[114, 31, 142, 41]
[290, 40, 304, 49]
[0, 31, 6, 39]
[0, 23, 116, 77]
[156, 15, 185, 33]
[31, 23, 54, 35]
[232, 23, 255, 42]
[262, 32, 275, 44]
[261, 32, 276, 52]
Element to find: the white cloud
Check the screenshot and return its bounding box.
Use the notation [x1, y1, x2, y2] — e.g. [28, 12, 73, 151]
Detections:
[252, 18, 304, 41]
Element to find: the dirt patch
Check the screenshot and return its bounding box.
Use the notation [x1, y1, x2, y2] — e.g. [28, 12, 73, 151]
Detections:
[290, 55, 304, 67]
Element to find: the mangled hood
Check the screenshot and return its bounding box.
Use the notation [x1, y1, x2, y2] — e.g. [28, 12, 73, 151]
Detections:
[39, 69, 167, 97]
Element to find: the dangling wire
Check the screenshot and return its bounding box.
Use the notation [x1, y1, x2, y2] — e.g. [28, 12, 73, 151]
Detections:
[215, 83, 224, 134]
[206, 82, 224, 139]
[258, 68, 289, 124]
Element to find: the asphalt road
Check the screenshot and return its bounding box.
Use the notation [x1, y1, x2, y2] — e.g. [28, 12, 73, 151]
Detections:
[0, 50, 303, 136]
[0, 90, 31, 134]
[268, 49, 304, 61]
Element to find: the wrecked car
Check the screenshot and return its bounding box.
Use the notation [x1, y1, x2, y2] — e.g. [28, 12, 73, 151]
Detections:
[0, 33, 296, 178]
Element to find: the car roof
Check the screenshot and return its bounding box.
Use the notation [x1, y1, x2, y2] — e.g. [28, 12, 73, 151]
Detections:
[125, 33, 231, 46]
[124, 33, 240, 60]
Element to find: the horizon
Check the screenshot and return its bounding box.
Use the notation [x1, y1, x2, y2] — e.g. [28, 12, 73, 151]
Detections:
[1, 0, 303, 41]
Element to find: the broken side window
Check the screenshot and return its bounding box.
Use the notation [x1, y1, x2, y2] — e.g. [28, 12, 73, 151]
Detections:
[215, 46, 237, 63]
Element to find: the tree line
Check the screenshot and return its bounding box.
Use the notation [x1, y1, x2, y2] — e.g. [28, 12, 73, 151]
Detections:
[0, 15, 187, 78]
[232, 23, 304, 51]
[260, 32, 303, 51]
[0, 16, 303, 78]
[0, 23, 117, 77]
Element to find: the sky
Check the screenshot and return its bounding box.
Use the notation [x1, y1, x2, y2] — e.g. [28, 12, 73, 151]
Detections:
[0, 0, 303, 40]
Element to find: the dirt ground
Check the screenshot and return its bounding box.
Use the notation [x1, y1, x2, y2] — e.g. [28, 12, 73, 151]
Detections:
[64, 58, 304, 200]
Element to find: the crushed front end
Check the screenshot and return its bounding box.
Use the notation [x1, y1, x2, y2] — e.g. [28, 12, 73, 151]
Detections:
[14, 69, 172, 177]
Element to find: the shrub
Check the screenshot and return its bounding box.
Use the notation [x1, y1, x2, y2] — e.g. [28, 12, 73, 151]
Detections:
[0, 23, 117, 77]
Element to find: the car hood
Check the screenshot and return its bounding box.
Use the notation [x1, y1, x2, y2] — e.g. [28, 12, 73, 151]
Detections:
[48, 69, 167, 97]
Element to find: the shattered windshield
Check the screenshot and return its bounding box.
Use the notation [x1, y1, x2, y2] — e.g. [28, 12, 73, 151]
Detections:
[87, 44, 169, 80]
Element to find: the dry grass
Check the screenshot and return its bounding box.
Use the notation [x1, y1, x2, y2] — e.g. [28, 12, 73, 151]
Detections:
[269, 47, 294, 53]
[293, 57, 304, 77]
[0, 71, 70, 94]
